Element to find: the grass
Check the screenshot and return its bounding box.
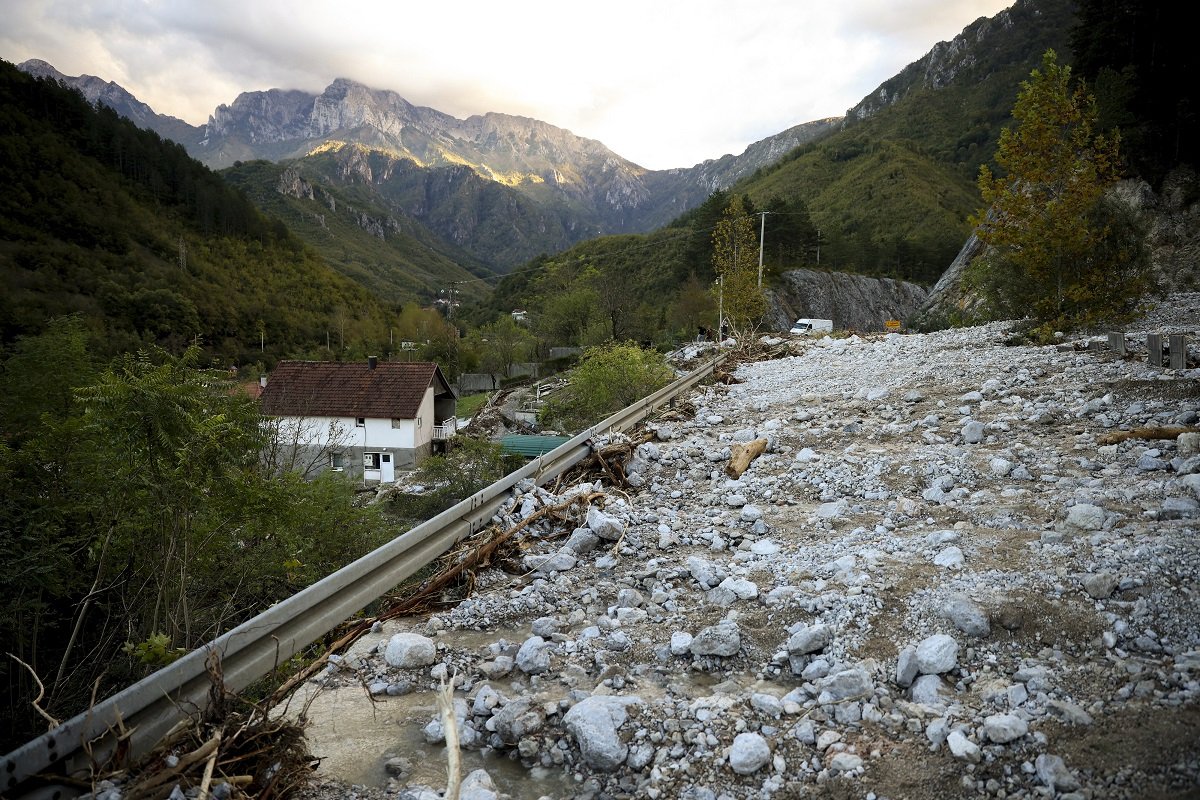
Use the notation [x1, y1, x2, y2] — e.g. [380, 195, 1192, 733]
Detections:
[456, 392, 490, 419]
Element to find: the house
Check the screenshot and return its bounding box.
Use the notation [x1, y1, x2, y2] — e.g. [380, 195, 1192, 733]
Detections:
[259, 357, 457, 481]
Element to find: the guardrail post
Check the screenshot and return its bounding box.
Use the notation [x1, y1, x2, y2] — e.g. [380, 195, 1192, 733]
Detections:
[1147, 334, 1163, 367]
[1169, 334, 1187, 369]
[1107, 332, 1126, 356]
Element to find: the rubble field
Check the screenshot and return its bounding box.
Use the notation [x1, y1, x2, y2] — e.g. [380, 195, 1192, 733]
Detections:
[298, 295, 1200, 800]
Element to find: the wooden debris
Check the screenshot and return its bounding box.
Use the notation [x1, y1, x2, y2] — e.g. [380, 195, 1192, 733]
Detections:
[726, 438, 768, 478]
[1097, 426, 1199, 445]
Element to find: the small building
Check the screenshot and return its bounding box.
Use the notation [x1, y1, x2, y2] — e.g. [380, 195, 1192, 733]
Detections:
[259, 357, 457, 481]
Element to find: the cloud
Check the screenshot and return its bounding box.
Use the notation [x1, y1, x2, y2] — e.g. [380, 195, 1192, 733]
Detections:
[0, 0, 1014, 169]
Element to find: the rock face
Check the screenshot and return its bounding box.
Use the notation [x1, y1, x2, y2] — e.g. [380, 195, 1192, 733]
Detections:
[767, 269, 929, 332]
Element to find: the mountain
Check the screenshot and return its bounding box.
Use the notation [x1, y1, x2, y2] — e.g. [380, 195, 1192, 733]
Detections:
[17, 58, 205, 147]
[17, 61, 842, 273]
[0, 60, 403, 363]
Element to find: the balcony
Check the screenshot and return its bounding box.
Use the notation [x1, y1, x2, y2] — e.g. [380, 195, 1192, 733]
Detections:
[432, 417, 457, 441]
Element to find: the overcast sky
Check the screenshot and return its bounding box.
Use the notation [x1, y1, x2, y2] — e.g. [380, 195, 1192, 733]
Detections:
[2, 0, 1014, 170]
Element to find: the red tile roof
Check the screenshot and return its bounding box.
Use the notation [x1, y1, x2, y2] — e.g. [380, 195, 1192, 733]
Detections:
[259, 360, 452, 419]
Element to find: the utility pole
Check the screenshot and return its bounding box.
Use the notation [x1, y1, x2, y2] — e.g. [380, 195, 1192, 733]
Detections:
[816, 229, 821, 266]
[716, 275, 724, 339]
[757, 211, 769, 287]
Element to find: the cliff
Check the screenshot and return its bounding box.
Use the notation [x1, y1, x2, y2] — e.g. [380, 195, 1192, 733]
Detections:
[766, 269, 929, 332]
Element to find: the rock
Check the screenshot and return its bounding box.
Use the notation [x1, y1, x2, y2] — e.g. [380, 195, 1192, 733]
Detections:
[915, 634, 959, 674]
[718, 576, 759, 600]
[515, 636, 552, 674]
[1035, 754, 1080, 792]
[490, 698, 545, 744]
[459, 769, 499, 800]
[943, 594, 990, 637]
[933, 546, 964, 568]
[383, 633, 437, 669]
[895, 646, 919, 688]
[524, 548, 577, 574]
[947, 730, 981, 762]
[961, 420, 986, 443]
[911, 674, 946, 706]
[828, 752, 864, 773]
[728, 732, 771, 775]
[750, 692, 783, 718]
[564, 528, 600, 555]
[1179, 432, 1200, 458]
[819, 668, 873, 702]
[670, 631, 694, 655]
[690, 621, 742, 657]
[1064, 503, 1106, 532]
[983, 713, 1028, 743]
[1047, 699, 1094, 725]
[563, 696, 641, 772]
[816, 501, 846, 519]
[687, 556, 724, 589]
[1082, 572, 1118, 599]
[786, 624, 831, 655]
[990, 457, 1014, 476]
[587, 506, 624, 540]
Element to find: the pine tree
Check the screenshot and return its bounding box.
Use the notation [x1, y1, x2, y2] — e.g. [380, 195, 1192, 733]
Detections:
[968, 49, 1150, 333]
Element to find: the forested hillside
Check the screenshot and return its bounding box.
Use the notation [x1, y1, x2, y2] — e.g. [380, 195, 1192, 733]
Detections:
[0, 60, 402, 364]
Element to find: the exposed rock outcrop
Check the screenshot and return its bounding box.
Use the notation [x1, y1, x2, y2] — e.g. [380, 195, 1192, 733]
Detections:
[767, 269, 929, 332]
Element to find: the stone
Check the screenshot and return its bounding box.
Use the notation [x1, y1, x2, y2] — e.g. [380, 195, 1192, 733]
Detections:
[1064, 503, 1105, 532]
[1035, 754, 1080, 792]
[961, 420, 986, 444]
[990, 457, 1014, 477]
[459, 769, 499, 800]
[1082, 572, 1118, 599]
[933, 546, 964, 568]
[383, 633, 437, 669]
[943, 594, 990, 637]
[515, 636, 552, 674]
[524, 548, 577, 574]
[895, 646, 919, 688]
[728, 732, 771, 775]
[828, 752, 864, 773]
[983, 713, 1028, 743]
[911, 674, 945, 706]
[690, 621, 742, 657]
[490, 699, 545, 745]
[565, 528, 600, 555]
[587, 506, 624, 540]
[819, 668, 873, 702]
[670, 631, 694, 655]
[718, 576, 759, 600]
[687, 556, 723, 589]
[563, 696, 641, 772]
[786, 624, 831, 655]
[915, 634, 959, 674]
[947, 730, 981, 762]
[1048, 699, 1094, 726]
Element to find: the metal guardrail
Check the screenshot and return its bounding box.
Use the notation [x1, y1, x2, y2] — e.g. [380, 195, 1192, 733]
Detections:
[3, 349, 727, 799]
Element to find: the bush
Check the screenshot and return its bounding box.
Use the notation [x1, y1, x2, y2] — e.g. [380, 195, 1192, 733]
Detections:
[540, 342, 675, 432]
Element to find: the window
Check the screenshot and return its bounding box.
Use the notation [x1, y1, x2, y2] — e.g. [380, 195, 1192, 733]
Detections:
[355, 417, 365, 427]
[391, 418, 403, 429]
[331, 452, 345, 471]
[363, 452, 381, 470]
[416, 416, 423, 428]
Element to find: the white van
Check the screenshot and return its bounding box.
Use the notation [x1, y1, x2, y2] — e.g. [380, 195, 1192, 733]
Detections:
[789, 318, 833, 335]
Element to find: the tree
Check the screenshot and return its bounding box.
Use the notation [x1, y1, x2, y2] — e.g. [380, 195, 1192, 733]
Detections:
[540, 342, 675, 432]
[711, 196, 767, 335]
[471, 316, 534, 379]
[967, 49, 1150, 332]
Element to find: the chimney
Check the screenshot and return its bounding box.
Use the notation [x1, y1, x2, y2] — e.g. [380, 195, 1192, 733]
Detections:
[368, 356, 378, 370]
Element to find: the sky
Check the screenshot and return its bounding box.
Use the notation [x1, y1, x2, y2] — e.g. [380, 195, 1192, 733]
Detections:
[2, 0, 1015, 170]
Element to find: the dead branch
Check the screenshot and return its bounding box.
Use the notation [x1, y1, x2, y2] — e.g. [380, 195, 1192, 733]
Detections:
[7, 652, 61, 729]
[196, 730, 221, 800]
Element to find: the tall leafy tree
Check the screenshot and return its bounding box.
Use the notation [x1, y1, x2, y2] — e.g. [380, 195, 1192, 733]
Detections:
[968, 49, 1150, 332]
[711, 196, 767, 335]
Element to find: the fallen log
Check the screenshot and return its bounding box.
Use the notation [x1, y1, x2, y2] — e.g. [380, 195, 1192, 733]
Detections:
[726, 438, 768, 478]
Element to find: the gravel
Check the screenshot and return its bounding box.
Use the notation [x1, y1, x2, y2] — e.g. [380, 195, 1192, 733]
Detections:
[295, 295, 1200, 800]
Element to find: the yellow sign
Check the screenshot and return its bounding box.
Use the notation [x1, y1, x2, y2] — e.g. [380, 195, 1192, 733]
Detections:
[884, 320, 902, 330]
